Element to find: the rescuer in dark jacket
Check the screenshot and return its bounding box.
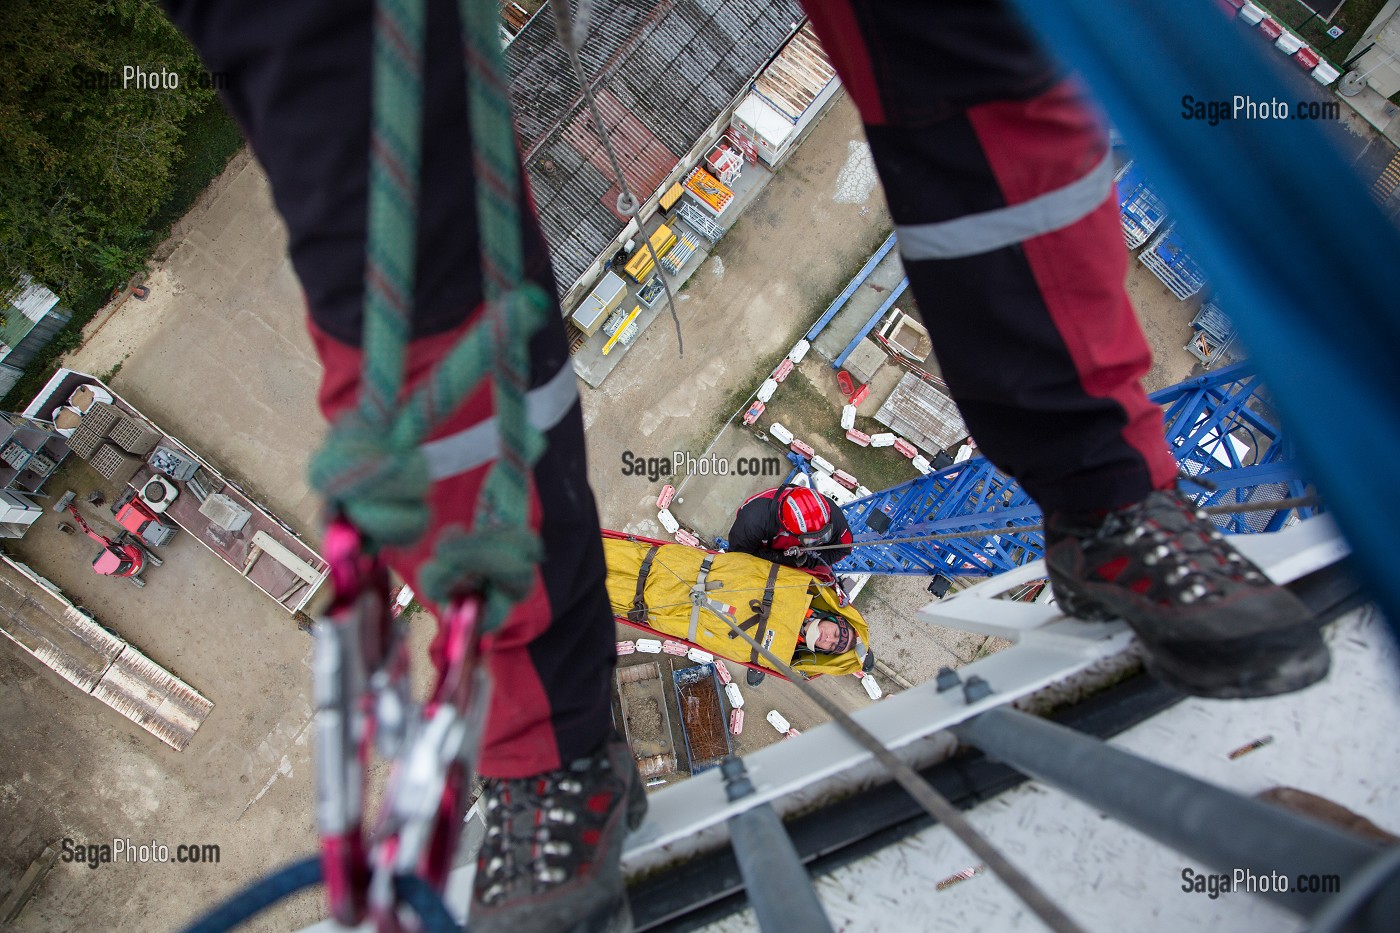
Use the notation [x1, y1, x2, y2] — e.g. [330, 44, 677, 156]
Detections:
[727, 484, 854, 571]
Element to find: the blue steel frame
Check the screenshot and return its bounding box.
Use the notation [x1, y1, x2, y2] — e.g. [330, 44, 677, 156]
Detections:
[804, 232, 897, 343]
[836, 362, 1313, 576]
[831, 278, 909, 370]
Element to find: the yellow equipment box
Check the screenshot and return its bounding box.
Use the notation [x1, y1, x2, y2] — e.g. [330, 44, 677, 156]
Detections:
[659, 182, 685, 212]
[624, 224, 676, 282]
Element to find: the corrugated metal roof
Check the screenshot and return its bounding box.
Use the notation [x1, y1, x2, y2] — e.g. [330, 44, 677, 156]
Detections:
[753, 23, 835, 121]
[92, 646, 214, 751]
[508, 0, 802, 290]
[6, 275, 61, 323]
[875, 372, 968, 454]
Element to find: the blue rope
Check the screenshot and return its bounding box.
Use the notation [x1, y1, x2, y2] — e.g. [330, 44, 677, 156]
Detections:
[178, 856, 463, 933]
[178, 856, 321, 933]
[395, 874, 464, 933]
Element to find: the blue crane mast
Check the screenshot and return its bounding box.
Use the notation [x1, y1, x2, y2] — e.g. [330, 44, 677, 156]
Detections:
[836, 361, 1316, 579]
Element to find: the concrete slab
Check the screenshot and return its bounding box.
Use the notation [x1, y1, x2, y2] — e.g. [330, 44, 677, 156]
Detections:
[840, 338, 886, 384]
[808, 248, 906, 363]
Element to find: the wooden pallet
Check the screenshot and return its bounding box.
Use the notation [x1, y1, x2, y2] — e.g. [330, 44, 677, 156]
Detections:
[566, 323, 587, 355]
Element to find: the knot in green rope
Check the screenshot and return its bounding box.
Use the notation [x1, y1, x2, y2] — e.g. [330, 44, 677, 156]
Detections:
[418, 523, 543, 631]
[309, 413, 431, 547]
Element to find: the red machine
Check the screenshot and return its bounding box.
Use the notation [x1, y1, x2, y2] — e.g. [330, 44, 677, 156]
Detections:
[54, 491, 160, 588]
[114, 489, 177, 547]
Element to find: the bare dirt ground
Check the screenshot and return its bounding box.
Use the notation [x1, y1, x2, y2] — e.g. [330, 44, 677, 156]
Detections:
[1, 153, 327, 933]
[1, 80, 1233, 931]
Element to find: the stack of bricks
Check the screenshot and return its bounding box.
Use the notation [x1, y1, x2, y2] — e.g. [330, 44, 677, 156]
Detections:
[107, 416, 160, 455]
[90, 443, 140, 484]
[66, 422, 107, 459]
[81, 402, 122, 435]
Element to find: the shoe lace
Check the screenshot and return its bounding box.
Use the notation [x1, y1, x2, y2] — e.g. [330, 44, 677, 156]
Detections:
[478, 769, 589, 904]
[1104, 490, 1268, 605]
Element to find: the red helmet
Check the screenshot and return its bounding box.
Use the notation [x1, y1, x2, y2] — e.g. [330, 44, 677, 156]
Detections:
[777, 486, 835, 547]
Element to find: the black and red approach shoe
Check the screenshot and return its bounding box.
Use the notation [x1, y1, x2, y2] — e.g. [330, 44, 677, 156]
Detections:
[470, 735, 647, 933]
[1045, 488, 1329, 699]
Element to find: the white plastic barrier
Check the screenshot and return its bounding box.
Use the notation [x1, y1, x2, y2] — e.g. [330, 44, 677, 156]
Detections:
[1313, 61, 1341, 84]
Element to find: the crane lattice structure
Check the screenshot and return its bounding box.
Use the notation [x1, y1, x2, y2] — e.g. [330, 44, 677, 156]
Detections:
[836, 361, 1317, 579]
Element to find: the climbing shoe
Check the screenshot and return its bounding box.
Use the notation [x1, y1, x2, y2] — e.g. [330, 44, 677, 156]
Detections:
[470, 734, 647, 933]
[1045, 488, 1329, 699]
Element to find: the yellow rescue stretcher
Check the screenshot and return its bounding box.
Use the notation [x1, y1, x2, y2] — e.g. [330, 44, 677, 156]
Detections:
[603, 532, 870, 680]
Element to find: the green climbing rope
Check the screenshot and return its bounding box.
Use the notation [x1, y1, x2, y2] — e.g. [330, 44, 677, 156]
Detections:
[309, 0, 549, 633]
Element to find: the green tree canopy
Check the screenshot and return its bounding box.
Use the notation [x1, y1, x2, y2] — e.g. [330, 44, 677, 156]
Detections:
[0, 0, 216, 300]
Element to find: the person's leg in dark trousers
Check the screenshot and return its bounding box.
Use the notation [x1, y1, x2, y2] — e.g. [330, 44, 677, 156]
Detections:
[162, 1, 642, 928]
[800, 0, 1327, 698]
